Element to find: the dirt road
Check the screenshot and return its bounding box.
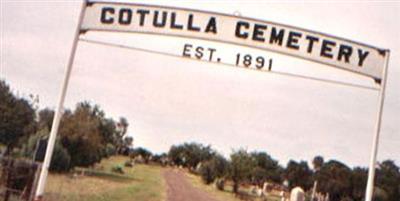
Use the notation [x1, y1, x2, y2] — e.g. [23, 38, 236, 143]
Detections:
[163, 168, 220, 201]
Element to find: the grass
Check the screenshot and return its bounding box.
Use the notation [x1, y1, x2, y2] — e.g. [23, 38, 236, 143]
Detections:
[44, 156, 166, 201]
[186, 173, 242, 201]
[186, 173, 282, 201]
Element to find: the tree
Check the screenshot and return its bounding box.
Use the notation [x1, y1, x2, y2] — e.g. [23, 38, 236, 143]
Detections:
[38, 108, 55, 130]
[168, 144, 186, 166]
[120, 136, 133, 155]
[115, 117, 129, 154]
[59, 102, 104, 167]
[168, 142, 215, 169]
[373, 187, 389, 201]
[376, 160, 400, 201]
[131, 147, 152, 163]
[351, 167, 368, 201]
[184, 143, 214, 169]
[200, 160, 216, 184]
[199, 154, 228, 184]
[23, 127, 72, 172]
[311, 156, 324, 200]
[251, 166, 269, 187]
[48, 139, 71, 172]
[0, 80, 36, 155]
[315, 160, 353, 201]
[229, 149, 256, 194]
[312, 156, 324, 171]
[151, 153, 167, 164]
[212, 154, 229, 179]
[251, 151, 283, 184]
[284, 160, 313, 190]
[98, 117, 116, 146]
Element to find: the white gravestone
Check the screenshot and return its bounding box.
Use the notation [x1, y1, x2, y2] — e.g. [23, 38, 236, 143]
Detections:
[290, 187, 305, 201]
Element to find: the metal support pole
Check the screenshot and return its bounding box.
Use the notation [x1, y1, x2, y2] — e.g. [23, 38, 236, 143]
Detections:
[311, 180, 318, 201]
[34, 0, 87, 199]
[365, 50, 390, 201]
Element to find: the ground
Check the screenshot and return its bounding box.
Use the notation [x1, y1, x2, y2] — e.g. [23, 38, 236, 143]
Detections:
[45, 156, 165, 201]
[185, 170, 281, 201]
[163, 168, 221, 201]
[44, 156, 280, 201]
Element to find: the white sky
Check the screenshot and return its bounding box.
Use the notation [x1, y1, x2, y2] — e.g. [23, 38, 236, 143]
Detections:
[1, 0, 399, 167]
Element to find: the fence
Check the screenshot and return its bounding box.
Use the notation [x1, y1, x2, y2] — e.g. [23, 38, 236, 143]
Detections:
[0, 157, 41, 201]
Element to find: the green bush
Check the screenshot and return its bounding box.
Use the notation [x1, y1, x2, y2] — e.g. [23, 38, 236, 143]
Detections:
[216, 178, 225, 191]
[111, 165, 124, 174]
[105, 143, 116, 157]
[49, 141, 71, 172]
[199, 154, 229, 185]
[124, 160, 133, 167]
[200, 161, 216, 184]
[21, 128, 48, 159]
[21, 128, 71, 172]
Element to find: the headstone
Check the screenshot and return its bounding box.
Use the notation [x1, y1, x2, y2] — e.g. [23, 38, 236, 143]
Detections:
[325, 193, 330, 201]
[263, 182, 269, 192]
[283, 179, 289, 191]
[290, 187, 305, 201]
[250, 185, 257, 194]
[256, 187, 263, 197]
[280, 190, 286, 201]
[215, 178, 225, 191]
[262, 182, 270, 197]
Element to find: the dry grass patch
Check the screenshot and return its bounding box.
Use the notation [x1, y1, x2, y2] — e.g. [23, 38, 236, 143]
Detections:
[186, 172, 282, 201]
[44, 156, 165, 201]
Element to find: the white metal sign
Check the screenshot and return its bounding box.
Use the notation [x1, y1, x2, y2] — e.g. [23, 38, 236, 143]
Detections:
[81, 2, 388, 80]
[35, 2, 390, 201]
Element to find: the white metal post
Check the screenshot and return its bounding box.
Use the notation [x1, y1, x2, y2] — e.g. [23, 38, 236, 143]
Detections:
[311, 180, 318, 201]
[365, 50, 390, 201]
[34, 0, 87, 199]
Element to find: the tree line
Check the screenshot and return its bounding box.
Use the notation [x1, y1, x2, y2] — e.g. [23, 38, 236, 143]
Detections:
[0, 80, 133, 171]
[161, 142, 400, 201]
[1, 80, 399, 201]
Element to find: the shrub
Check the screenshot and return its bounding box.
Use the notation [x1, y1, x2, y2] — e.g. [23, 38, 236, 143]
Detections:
[21, 128, 71, 172]
[199, 154, 229, 185]
[216, 178, 225, 191]
[200, 160, 216, 184]
[21, 128, 48, 159]
[124, 160, 134, 167]
[49, 141, 71, 172]
[111, 165, 124, 174]
[105, 143, 116, 157]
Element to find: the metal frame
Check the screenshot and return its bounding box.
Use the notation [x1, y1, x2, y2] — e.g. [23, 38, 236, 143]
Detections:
[34, 0, 88, 199]
[365, 51, 390, 201]
[34, 1, 390, 201]
[81, 1, 389, 81]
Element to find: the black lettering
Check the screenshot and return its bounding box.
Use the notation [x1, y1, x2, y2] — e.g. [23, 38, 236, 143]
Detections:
[100, 7, 114, 24]
[195, 47, 204, 59]
[305, 35, 319, 53]
[188, 14, 201, 31]
[286, 31, 302, 50]
[183, 44, 192, 57]
[208, 48, 216, 61]
[205, 17, 217, 34]
[252, 24, 267, 42]
[118, 9, 132, 25]
[136, 9, 150, 26]
[170, 12, 183, 29]
[337, 44, 353, 63]
[321, 40, 336, 58]
[269, 27, 284, 45]
[235, 21, 249, 39]
[357, 49, 369, 67]
[153, 11, 167, 27]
